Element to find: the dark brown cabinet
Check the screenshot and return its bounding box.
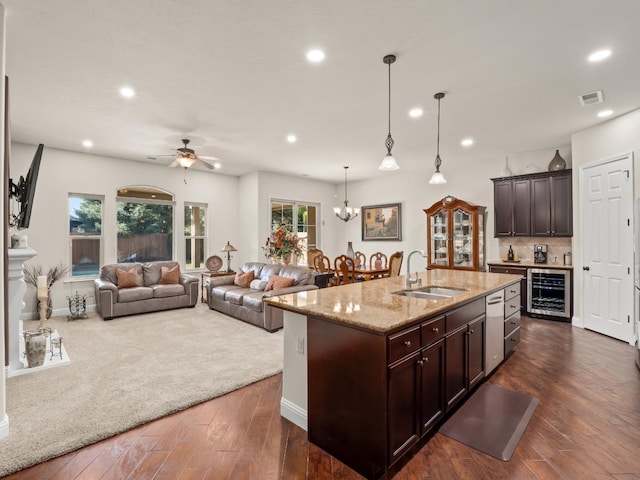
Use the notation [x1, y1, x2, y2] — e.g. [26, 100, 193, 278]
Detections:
[493, 178, 531, 237]
[388, 350, 421, 463]
[492, 169, 572, 238]
[531, 171, 572, 236]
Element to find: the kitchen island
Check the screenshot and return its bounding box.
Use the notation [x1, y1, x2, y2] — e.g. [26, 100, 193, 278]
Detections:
[264, 269, 521, 480]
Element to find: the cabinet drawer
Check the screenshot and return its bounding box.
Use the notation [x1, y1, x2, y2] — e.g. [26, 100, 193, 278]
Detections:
[388, 326, 421, 364]
[446, 298, 485, 333]
[504, 326, 520, 357]
[488, 265, 527, 276]
[505, 295, 521, 317]
[504, 311, 521, 337]
[421, 316, 445, 346]
[504, 282, 520, 301]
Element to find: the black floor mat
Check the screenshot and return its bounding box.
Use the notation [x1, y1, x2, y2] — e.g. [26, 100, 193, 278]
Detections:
[439, 383, 538, 461]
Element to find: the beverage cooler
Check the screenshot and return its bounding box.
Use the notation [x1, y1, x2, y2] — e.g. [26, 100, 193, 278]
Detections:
[527, 268, 571, 320]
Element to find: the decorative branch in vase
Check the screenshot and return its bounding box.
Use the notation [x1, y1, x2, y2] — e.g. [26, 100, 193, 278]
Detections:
[24, 262, 69, 319]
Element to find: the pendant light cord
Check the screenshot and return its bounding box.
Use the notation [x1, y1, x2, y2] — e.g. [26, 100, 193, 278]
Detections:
[436, 96, 441, 156]
[388, 62, 391, 135]
[344, 167, 348, 206]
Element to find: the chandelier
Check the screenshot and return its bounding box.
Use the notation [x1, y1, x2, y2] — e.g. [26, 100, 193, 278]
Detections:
[379, 54, 400, 171]
[334, 166, 359, 222]
[429, 92, 447, 184]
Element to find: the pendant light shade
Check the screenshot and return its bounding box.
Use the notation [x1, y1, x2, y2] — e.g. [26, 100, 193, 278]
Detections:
[429, 92, 447, 184]
[334, 166, 360, 222]
[379, 54, 399, 171]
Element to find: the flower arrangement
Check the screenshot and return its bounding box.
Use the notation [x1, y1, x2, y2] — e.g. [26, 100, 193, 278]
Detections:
[262, 224, 303, 259]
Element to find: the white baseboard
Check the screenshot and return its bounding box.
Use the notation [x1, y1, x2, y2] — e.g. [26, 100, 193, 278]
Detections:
[0, 413, 9, 440]
[571, 315, 583, 328]
[21, 304, 96, 321]
[280, 397, 307, 431]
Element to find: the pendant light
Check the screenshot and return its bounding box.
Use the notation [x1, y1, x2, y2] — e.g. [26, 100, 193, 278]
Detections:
[429, 92, 447, 184]
[379, 54, 399, 171]
[334, 166, 360, 222]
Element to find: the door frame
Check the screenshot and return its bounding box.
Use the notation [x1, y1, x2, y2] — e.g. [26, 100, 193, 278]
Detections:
[578, 151, 634, 344]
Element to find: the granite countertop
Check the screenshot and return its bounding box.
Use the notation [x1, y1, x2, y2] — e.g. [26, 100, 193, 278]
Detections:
[487, 260, 573, 270]
[264, 269, 522, 334]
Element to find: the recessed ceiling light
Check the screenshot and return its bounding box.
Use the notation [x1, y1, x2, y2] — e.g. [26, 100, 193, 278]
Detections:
[588, 49, 612, 62]
[409, 108, 423, 118]
[597, 109, 613, 118]
[306, 49, 325, 63]
[461, 138, 474, 147]
[82, 140, 93, 148]
[287, 134, 297, 143]
[119, 86, 135, 98]
[213, 162, 221, 169]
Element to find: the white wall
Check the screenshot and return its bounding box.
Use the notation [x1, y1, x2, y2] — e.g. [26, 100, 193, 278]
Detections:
[570, 108, 640, 323]
[9, 141, 240, 317]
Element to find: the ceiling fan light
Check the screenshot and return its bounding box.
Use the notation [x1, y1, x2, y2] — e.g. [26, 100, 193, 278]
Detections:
[379, 154, 399, 171]
[177, 155, 195, 168]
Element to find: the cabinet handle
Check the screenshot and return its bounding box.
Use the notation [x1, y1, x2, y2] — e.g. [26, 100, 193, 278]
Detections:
[417, 359, 424, 365]
[432, 327, 439, 332]
[510, 320, 517, 325]
[403, 340, 412, 347]
[511, 338, 517, 342]
[422, 356, 429, 363]
[470, 329, 474, 334]
[510, 304, 517, 309]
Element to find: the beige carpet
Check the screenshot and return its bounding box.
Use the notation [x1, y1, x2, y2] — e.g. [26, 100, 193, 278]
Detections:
[0, 304, 284, 477]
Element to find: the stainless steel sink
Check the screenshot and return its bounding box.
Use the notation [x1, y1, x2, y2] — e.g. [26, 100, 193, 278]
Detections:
[393, 286, 467, 300]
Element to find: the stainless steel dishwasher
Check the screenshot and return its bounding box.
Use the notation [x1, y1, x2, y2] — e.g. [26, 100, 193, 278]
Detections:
[485, 290, 505, 374]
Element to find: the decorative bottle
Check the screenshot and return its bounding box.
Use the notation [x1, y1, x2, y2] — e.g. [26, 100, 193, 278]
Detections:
[346, 241, 355, 258]
[507, 245, 514, 262]
[548, 149, 566, 171]
[502, 156, 512, 177]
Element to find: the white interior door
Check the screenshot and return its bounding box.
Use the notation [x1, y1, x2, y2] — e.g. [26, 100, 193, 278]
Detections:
[580, 153, 634, 343]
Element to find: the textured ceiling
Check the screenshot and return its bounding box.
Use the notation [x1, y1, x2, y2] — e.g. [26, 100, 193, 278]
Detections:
[4, 0, 640, 183]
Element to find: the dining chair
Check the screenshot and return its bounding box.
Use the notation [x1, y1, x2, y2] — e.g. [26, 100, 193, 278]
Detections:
[370, 252, 388, 269]
[314, 254, 332, 273]
[334, 254, 356, 285]
[307, 248, 323, 271]
[354, 251, 366, 268]
[387, 251, 404, 277]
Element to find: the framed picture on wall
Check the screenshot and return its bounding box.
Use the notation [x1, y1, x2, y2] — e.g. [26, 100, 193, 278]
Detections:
[361, 203, 402, 241]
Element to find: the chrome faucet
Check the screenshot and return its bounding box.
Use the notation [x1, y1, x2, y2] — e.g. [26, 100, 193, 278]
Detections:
[406, 250, 427, 288]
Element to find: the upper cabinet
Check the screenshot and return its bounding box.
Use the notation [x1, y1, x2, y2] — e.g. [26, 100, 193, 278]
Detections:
[425, 196, 486, 271]
[491, 169, 572, 237]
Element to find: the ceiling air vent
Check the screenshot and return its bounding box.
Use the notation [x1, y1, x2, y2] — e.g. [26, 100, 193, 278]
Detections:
[579, 90, 603, 106]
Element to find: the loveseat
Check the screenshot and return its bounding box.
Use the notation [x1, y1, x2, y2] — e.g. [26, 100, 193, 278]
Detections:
[94, 261, 199, 320]
[206, 262, 319, 332]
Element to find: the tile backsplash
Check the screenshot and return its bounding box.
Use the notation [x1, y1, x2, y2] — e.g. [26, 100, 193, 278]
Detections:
[498, 237, 572, 264]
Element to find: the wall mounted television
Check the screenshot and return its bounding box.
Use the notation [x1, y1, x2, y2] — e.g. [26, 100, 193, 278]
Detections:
[9, 143, 44, 230]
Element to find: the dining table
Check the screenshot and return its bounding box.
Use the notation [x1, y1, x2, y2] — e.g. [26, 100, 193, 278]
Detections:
[353, 264, 389, 280]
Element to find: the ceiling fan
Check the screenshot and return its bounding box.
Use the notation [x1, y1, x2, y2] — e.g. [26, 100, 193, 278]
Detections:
[159, 139, 220, 170]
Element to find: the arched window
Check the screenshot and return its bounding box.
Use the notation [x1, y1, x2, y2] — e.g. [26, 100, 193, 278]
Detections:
[116, 186, 174, 263]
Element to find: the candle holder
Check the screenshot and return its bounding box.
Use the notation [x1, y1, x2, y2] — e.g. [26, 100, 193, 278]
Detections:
[38, 288, 49, 330]
[50, 336, 63, 360]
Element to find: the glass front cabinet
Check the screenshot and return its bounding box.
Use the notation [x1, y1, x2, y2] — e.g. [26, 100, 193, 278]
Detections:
[425, 196, 486, 271]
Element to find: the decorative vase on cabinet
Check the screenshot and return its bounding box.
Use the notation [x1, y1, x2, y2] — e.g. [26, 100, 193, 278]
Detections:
[424, 195, 486, 271]
[548, 149, 566, 171]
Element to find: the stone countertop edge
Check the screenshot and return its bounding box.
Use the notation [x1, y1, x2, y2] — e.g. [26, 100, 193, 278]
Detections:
[264, 269, 522, 334]
[487, 260, 574, 270]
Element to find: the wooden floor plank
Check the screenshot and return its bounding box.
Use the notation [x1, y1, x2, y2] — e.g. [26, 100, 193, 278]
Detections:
[5, 316, 640, 480]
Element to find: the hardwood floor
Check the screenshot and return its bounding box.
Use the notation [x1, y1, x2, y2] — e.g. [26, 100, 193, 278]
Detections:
[3, 316, 640, 479]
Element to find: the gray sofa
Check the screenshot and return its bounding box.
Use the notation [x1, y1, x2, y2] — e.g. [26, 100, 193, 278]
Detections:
[207, 262, 319, 332]
[94, 261, 199, 320]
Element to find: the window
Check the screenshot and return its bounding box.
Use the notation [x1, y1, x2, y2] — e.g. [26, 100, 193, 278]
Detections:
[116, 186, 174, 263]
[270, 200, 319, 265]
[184, 203, 207, 270]
[69, 194, 103, 278]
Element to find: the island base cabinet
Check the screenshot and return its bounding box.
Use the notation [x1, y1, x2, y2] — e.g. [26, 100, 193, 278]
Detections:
[445, 315, 485, 412]
[307, 316, 388, 480]
[388, 339, 445, 467]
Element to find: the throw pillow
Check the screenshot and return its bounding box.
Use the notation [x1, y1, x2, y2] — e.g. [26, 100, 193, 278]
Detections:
[265, 274, 295, 291]
[160, 265, 181, 284]
[234, 270, 255, 288]
[116, 267, 139, 289]
[250, 279, 268, 291]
